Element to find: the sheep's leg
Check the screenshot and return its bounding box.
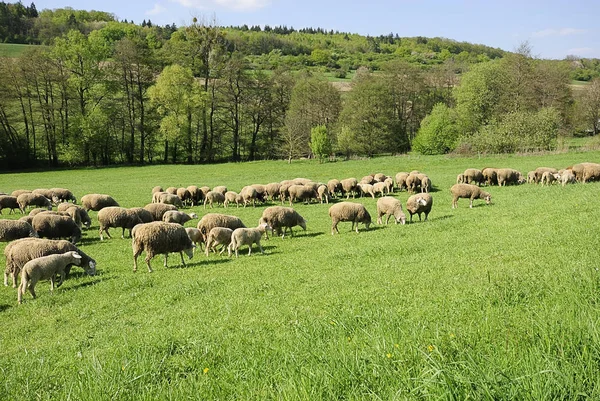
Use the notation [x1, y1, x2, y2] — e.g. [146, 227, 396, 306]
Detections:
[3, 271, 8, 287]
[164, 254, 168, 268]
[121, 227, 126, 239]
[258, 242, 264, 254]
[28, 281, 36, 299]
[179, 252, 186, 267]
[50, 276, 55, 292]
[248, 245, 252, 256]
[17, 281, 24, 304]
[145, 254, 154, 273]
[12, 270, 18, 288]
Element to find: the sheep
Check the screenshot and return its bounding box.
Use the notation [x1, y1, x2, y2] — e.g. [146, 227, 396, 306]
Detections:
[405, 193, 433, 222]
[358, 183, 375, 199]
[176, 188, 192, 206]
[266, 183, 281, 201]
[205, 227, 234, 256]
[327, 179, 342, 198]
[158, 193, 184, 208]
[228, 223, 271, 257]
[128, 207, 154, 224]
[240, 186, 259, 208]
[0, 219, 39, 241]
[317, 185, 330, 204]
[200, 186, 211, 196]
[482, 168, 499, 186]
[540, 171, 559, 186]
[581, 163, 600, 183]
[212, 186, 228, 195]
[450, 184, 491, 209]
[288, 185, 317, 206]
[420, 175, 432, 193]
[0, 195, 20, 214]
[152, 191, 166, 203]
[533, 167, 559, 184]
[224, 191, 240, 208]
[376, 197, 406, 225]
[196, 213, 246, 239]
[328, 202, 371, 234]
[11, 189, 31, 198]
[97, 207, 143, 240]
[19, 215, 33, 225]
[4, 237, 96, 288]
[187, 185, 203, 206]
[456, 173, 465, 184]
[259, 206, 307, 238]
[32, 209, 82, 228]
[163, 211, 198, 225]
[17, 251, 83, 304]
[463, 169, 484, 186]
[50, 188, 76, 204]
[132, 221, 195, 272]
[80, 194, 119, 211]
[395, 172, 409, 192]
[250, 184, 267, 202]
[373, 173, 387, 182]
[17, 193, 52, 213]
[204, 191, 225, 209]
[496, 168, 524, 186]
[143, 203, 178, 221]
[57, 204, 92, 229]
[405, 173, 421, 193]
[527, 171, 536, 184]
[185, 227, 205, 251]
[560, 170, 576, 187]
[152, 186, 163, 194]
[32, 189, 54, 200]
[165, 187, 178, 195]
[340, 178, 359, 199]
[384, 177, 394, 194]
[32, 213, 82, 244]
[360, 175, 374, 185]
[293, 178, 311, 185]
[373, 181, 388, 197]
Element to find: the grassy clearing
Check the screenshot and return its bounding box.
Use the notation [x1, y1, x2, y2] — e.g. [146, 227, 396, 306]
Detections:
[0, 43, 36, 58]
[1, 151, 600, 399]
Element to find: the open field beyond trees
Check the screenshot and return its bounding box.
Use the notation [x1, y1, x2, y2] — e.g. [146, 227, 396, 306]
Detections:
[1, 151, 600, 399]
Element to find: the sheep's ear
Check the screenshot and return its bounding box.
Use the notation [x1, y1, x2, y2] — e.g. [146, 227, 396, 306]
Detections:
[73, 253, 82, 259]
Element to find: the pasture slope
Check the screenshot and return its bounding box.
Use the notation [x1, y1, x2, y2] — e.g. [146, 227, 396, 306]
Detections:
[1, 151, 600, 399]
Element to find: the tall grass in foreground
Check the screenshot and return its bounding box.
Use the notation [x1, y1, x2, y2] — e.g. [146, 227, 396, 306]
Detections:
[1, 152, 600, 399]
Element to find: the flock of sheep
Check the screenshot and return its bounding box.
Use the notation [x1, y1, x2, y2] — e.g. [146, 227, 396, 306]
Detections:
[1, 161, 598, 304]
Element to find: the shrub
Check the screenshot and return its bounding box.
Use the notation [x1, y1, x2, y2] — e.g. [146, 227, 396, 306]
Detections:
[412, 104, 460, 154]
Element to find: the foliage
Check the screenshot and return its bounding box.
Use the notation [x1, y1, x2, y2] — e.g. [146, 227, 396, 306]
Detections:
[575, 78, 600, 135]
[412, 103, 459, 154]
[310, 124, 331, 162]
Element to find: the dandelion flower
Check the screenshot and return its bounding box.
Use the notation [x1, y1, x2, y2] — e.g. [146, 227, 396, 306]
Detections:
[386, 353, 392, 359]
[427, 345, 435, 353]
[203, 367, 209, 374]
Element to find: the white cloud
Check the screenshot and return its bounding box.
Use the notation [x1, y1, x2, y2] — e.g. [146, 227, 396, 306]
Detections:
[146, 3, 167, 15]
[171, 0, 270, 11]
[532, 27, 586, 38]
[566, 47, 594, 56]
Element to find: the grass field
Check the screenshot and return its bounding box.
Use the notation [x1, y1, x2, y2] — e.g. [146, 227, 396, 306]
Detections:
[0, 43, 37, 58]
[1, 151, 600, 399]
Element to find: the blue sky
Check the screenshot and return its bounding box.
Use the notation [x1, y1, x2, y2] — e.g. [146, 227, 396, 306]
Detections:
[34, 0, 599, 59]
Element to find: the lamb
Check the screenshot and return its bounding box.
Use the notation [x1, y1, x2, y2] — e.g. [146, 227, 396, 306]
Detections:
[158, 193, 184, 208]
[57, 204, 92, 228]
[395, 172, 409, 191]
[177, 188, 192, 206]
[317, 185, 330, 204]
[482, 168, 499, 186]
[17, 251, 83, 304]
[328, 202, 371, 234]
[17, 193, 52, 213]
[540, 171, 559, 186]
[162, 211, 198, 225]
[204, 227, 233, 256]
[240, 186, 259, 207]
[212, 186, 228, 195]
[376, 197, 406, 225]
[405, 173, 421, 193]
[204, 191, 225, 208]
[0, 219, 39, 241]
[560, 170, 576, 187]
[288, 185, 317, 206]
[384, 177, 394, 194]
[358, 183, 375, 199]
[32, 213, 82, 244]
[462, 169, 484, 186]
[132, 221, 195, 272]
[405, 193, 433, 222]
[327, 179, 342, 198]
[197, 213, 246, 239]
[4, 237, 96, 288]
[496, 168, 524, 186]
[340, 178, 359, 199]
[527, 171, 536, 184]
[0, 195, 20, 214]
[186, 185, 203, 206]
[143, 203, 178, 221]
[450, 184, 491, 209]
[533, 167, 559, 184]
[152, 191, 166, 203]
[80, 194, 119, 211]
[185, 227, 205, 251]
[456, 173, 465, 184]
[224, 191, 240, 208]
[97, 207, 143, 240]
[259, 206, 307, 238]
[50, 188, 76, 204]
[373, 181, 388, 197]
[228, 223, 271, 257]
[266, 183, 281, 201]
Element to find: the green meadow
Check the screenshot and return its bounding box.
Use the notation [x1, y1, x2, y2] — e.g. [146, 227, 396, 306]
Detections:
[1, 151, 600, 399]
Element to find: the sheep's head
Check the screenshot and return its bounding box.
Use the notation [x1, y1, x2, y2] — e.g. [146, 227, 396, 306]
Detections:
[395, 211, 406, 225]
[86, 260, 96, 276]
[184, 246, 194, 260]
[68, 251, 82, 266]
[299, 218, 307, 231]
[483, 193, 492, 204]
[417, 197, 427, 207]
[189, 212, 198, 219]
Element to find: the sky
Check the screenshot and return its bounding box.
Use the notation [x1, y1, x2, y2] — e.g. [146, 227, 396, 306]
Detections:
[33, 0, 600, 59]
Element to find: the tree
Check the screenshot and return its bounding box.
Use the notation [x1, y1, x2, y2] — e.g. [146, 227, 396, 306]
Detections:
[412, 103, 459, 154]
[577, 78, 600, 135]
[310, 124, 331, 162]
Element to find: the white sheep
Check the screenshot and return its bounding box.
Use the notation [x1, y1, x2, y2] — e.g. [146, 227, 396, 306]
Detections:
[376, 197, 406, 225]
[450, 184, 491, 209]
[328, 202, 371, 234]
[132, 221, 195, 272]
[205, 227, 234, 256]
[18, 251, 82, 304]
[162, 211, 198, 225]
[228, 223, 271, 257]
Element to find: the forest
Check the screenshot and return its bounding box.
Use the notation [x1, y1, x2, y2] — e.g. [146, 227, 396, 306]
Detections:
[0, 2, 599, 169]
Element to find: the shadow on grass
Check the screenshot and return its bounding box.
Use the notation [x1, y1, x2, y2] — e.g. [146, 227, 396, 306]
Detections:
[0, 304, 11, 312]
[64, 278, 105, 292]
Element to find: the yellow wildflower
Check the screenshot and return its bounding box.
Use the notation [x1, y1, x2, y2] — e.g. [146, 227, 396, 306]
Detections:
[203, 367, 209, 374]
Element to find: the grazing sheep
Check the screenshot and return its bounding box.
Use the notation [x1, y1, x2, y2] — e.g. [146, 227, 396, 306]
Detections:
[204, 191, 225, 209]
[128, 207, 154, 224]
[463, 169, 484, 186]
[18, 251, 82, 304]
[405, 173, 421, 193]
[317, 185, 330, 204]
[278, 183, 293, 204]
[328, 202, 371, 234]
[373, 173, 387, 182]
[360, 175, 375, 185]
[212, 186, 228, 195]
[420, 175, 432, 193]
[340, 178, 359, 199]
[152, 191, 166, 203]
[456, 173, 465, 184]
[0, 195, 20, 214]
[373, 182, 388, 197]
[540, 171, 559, 186]
[143, 203, 178, 221]
[496, 168, 524, 186]
[50, 188, 76, 204]
[560, 170, 576, 187]
[581, 163, 600, 183]
[205, 227, 233, 256]
[11, 189, 31, 198]
[533, 167, 559, 184]
[250, 184, 267, 202]
[293, 178, 311, 185]
[32, 213, 81, 244]
[240, 186, 259, 208]
[17, 193, 52, 213]
[199, 186, 211, 196]
[384, 177, 394, 194]
[450, 184, 491, 209]
[158, 193, 184, 208]
[185, 227, 205, 251]
[176, 188, 192, 206]
[32, 209, 82, 228]
[19, 215, 34, 225]
[97, 207, 143, 240]
[163, 211, 197, 225]
[132, 221, 195, 272]
[395, 172, 409, 192]
[81, 194, 119, 212]
[266, 183, 281, 201]
[527, 171, 536, 184]
[57, 204, 92, 228]
[165, 187, 178, 195]
[288, 185, 317, 206]
[32, 189, 54, 200]
[482, 168, 499, 186]
[224, 191, 240, 208]
[0, 219, 38, 241]
[405, 193, 433, 222]
[187, 185, 203, 206]
[228, 223, 271, 257]
[358, 183, 375, 199]
[259, 206, 307, 238]
[327, 179, 342, 198]
[4, 238, 96, 288]
[376, 197, 406, 225]
[197, 213, 246, 239]
[152, 186, 163, 195]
